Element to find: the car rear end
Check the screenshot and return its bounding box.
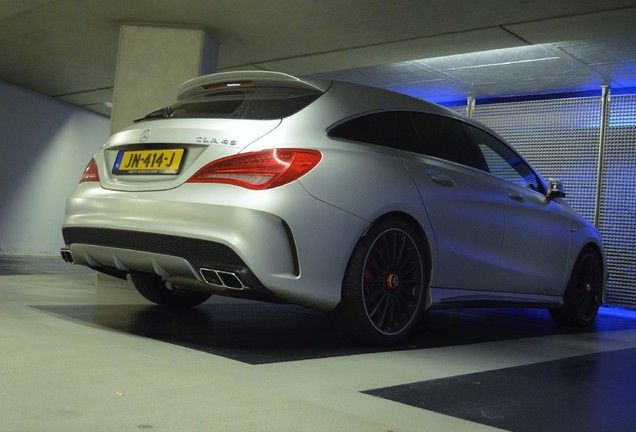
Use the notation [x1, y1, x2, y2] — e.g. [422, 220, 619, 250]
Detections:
[61, 71, 367, 311]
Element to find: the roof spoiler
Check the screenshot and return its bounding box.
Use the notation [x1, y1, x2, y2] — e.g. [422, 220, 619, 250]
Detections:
[177, 70, 326, 101]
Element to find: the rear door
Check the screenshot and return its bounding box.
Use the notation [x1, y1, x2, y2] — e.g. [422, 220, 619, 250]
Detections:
[402, 113, 505, 291]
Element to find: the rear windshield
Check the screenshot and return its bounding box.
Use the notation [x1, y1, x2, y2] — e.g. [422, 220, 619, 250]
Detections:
[140, 87, 323, 121]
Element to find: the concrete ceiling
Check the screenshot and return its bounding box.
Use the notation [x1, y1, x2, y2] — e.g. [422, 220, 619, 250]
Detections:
[2, 0, 636, 116]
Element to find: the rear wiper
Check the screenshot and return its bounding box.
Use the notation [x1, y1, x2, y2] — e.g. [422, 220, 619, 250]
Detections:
[134, 106, 174, 122]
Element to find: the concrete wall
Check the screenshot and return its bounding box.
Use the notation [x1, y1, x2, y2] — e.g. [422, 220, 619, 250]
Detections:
[111, 25, 217, 134]
[0, 81, 110, 256]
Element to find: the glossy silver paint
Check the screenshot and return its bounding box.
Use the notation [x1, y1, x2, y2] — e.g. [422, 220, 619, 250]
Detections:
[62, 71, 606, 314]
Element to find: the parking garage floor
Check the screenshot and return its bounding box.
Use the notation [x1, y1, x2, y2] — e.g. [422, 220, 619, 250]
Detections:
[2, 256, 636, 432]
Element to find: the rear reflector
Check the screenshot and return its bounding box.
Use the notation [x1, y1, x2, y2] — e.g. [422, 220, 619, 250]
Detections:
[187, 149, 322, 190]
[80, 158, 99, 183]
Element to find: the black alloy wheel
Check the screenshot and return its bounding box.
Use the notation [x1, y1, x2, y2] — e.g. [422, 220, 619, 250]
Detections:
[550, 246, 603, 326]
[335, 218, 427, 345]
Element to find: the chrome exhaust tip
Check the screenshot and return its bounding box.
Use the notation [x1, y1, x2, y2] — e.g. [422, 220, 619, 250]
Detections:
[199, 268, 245, 290]
[60, 248, 74, 264]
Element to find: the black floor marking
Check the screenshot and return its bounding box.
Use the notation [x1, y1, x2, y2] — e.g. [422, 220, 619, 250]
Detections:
[34, 301, 358, 364]
[33, 300, 636, 365]
[364, 348, 636, 432]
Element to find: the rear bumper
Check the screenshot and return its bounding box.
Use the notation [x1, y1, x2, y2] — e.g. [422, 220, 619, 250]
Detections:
[63, 227, 247, 270]
[61, 233, 282, 305]
[61, 227, 275, 296]
[61, 182, 367, 311]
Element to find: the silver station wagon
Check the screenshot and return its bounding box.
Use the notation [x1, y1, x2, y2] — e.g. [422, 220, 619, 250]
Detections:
[61, 71, 606, 344]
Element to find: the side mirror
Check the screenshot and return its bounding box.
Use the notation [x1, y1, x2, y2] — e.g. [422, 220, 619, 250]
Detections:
[547, 178, 566, 199]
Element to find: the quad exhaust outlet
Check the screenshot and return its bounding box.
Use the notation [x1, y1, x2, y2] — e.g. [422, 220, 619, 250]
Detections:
[199, 268, 245, 290]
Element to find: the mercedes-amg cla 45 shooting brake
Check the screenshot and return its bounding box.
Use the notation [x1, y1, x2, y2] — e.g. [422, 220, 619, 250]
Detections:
[61, 71, 606, 344]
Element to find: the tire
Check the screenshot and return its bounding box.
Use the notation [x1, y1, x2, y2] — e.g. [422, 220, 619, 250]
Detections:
[549, 246, 603, 326]
[333, 218, 428, 345]
[130, 272, 212, 308]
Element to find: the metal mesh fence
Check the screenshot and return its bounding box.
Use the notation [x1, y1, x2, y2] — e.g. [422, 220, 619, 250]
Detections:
[449, 93, 636, 308]
[599, 94, 636, 307]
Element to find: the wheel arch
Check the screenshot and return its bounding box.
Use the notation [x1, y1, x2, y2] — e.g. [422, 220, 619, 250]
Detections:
[362, 211, 434, 292]
[334, 210, 434, 344]
[577, 241, 607, 303]
[550, 240, 606, 326]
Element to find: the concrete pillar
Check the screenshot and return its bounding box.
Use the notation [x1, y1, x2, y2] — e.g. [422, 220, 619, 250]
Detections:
[111, 25, 218, 133]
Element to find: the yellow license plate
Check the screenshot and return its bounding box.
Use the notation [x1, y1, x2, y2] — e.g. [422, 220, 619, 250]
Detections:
[113, 149, 185, 175]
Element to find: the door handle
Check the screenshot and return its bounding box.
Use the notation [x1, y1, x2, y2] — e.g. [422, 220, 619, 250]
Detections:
[428, 171, 456, 187]
[507, 190, 525, 202]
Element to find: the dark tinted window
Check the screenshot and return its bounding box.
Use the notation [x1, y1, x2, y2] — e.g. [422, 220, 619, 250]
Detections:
[140, 87, 322, 121]
[410, 113, 485, 169]
[465, 125, 542, 191]
[329, 111, 421, 152]
[328, 112, 396, 147]
[395, 112, 421, 153]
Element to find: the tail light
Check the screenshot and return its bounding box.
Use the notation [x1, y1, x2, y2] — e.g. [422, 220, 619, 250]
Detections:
[80, 158, 100, 183]
[187, 149, 322, 190]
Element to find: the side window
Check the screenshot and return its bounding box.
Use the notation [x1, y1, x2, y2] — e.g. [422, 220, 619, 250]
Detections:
[328, 111, 421, 153]
[465, 125, 542, 192]
[328, 112, 396, 148]
[394, 112, 421, 153]
[410, 113, 486, 170]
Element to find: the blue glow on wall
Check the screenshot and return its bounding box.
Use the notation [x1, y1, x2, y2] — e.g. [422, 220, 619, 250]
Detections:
[386, 85, 470, 107]
[396, 84, 636, 128]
